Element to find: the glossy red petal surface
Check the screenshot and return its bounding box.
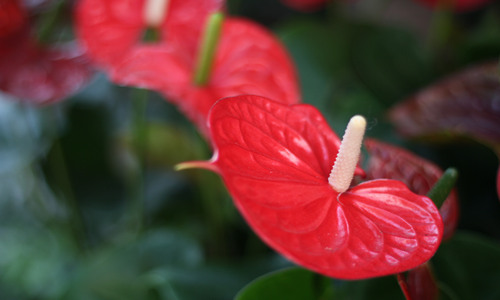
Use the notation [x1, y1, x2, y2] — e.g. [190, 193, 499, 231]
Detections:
[206, 95, 443, 279]
[415, 0, 492, 11]
[0, 29, 93, 104]
[0, 0, 26, 38]
[76, 0, 223, 69]
[280, 0, 327, 12]
[389, 61, 500, 145]
[111, 18, 301, 136]
[365, 139, 459, 240]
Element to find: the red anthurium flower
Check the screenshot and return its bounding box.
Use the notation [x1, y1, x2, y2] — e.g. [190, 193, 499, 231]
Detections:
[179, 95, 443, 280]
[110, 17, 301, 136]
[0, 0, 26, 38]
[76, 0, 224, 70]
[364, 139, 459, 241]
[415, 0, 492, 12]
[0, 2, 93, 104]
[280, 0, 328, 12]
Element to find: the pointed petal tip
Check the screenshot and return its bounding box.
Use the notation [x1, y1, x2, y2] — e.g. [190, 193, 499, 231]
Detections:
[174, 160, 219, 173]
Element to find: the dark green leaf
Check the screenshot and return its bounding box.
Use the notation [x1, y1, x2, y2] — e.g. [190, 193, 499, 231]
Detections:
[235, 267, 333, 300]
[432, 232, 500, 300]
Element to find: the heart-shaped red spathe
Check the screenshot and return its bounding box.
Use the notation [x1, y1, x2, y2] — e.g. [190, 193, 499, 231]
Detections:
[195, 95, 443, 279]
[110, 18, 301, 136]
[75, 0, 224, 70]
[364, 139, 459, 241]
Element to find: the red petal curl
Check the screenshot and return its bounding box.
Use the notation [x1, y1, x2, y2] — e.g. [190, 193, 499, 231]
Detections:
[111, 18, 301, 136]
[202, 95, 443, 279]
[365, 139, 459, 240]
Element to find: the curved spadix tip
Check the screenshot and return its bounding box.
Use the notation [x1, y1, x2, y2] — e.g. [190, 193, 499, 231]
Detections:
[329, 115, 367, 193]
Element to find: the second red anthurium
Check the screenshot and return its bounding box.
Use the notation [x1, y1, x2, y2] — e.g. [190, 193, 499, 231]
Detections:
[178, 95, 443, 280]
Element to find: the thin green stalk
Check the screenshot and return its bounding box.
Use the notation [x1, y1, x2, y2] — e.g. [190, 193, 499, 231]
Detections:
[427, 168, 458, 208]
[126, 88, 149, 236]
[189, 131, 230, 257]
[193, 12, 225, 86]
[37, 0, 65, 44]
[48, 140, 89, 254]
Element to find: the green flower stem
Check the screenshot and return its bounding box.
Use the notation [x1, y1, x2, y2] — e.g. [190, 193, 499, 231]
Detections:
[427, 4, 455, 69]
[427, 168, 458, 208]
[193, 12, 224, 86]
[188, 135, 230, 257]
[47, 139, 88, 254]
[196, 171, 230, 256]
[127, 88, 149, 235]
[37, 0, 65, 44]
[142, 27, 160, 43]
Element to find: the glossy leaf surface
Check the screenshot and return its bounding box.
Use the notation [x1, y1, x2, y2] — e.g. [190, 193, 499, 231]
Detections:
[200, 95, 443, 279]
[112, 18, 301, 136]
[76, 0, 224, 69]
[389, 61, 500, 146]
[365, 139, 459, 240]
[432, 233, 500, 300]
[235, 267, 332, 300]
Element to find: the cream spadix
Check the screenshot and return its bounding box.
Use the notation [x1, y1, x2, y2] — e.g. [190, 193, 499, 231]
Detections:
[329, 115, 367, 193]
[143, 0, 170, 27]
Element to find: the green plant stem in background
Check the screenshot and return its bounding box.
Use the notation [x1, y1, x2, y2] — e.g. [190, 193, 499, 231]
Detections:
[427, 168, 458, 208]
[427, 5, 455, 68]
[126, 88, 149, 236]
[142, 27, 160, 43]
[193, 12, 224, 86]
[47, 140, 88, 253]
[37, 0, 65, 44]
[187, 134, 232, 257]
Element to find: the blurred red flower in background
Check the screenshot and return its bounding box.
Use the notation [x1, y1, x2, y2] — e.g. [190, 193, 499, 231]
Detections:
[77, 0, 300, 136]
[75, 0, 224, 71]
[111, 18, 301, 136]
[0, 0, 93, 104]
